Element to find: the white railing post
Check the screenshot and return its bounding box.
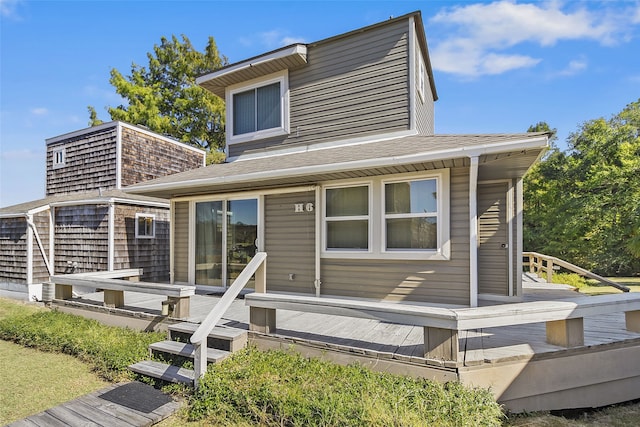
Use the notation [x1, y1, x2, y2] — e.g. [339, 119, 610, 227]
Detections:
[193, 343, 207, 388]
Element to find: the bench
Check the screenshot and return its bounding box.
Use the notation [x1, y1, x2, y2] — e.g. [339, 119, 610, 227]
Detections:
[245, 292, 640, 364]
[49, 270, 196, 319]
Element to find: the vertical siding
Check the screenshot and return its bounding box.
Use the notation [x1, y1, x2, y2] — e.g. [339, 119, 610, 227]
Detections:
[0, 218, 28, 283]
[229, 19, 412, 158]
[54, 205, 109, 274]
[321, 167, 470, 305]
[173, 201, 190, 283]
[113, 204, 170, 282]
[46, 126, 118, 195]
[477, 182, 509, 295]
[120, 127, 204, 187]
[31, 210, 51, 283]
[264, 192, 316, 294]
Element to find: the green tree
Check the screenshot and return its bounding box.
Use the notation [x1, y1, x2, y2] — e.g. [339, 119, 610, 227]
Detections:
[523, 100, 640, 275]
[87, 106, 103, 127]
[93, 34, 227, 163]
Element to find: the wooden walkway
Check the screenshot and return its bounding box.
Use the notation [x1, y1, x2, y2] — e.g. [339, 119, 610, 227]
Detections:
[7, 382, 180, 427]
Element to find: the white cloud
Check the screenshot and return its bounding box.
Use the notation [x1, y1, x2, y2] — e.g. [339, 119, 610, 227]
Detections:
[239, 30, 306, 50]
[429, 1, 637, 77]
[0, 0, 22, 19]
[30, 107, 48, 116]
[555, 58, 588, 77]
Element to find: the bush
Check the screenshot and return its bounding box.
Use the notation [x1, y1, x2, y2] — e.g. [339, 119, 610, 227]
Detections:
[551, 272, 589, 289]
[0, 302, 165, 381]
[188, 346, 504, 426]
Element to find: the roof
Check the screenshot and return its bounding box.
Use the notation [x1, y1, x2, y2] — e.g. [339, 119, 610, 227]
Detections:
[124, 132, 549, 199]
[197, 11, 438, 101]
[0, 189, 169, 217]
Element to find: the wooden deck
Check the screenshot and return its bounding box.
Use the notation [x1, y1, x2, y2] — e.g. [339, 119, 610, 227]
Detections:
[51, 277, 640, 413]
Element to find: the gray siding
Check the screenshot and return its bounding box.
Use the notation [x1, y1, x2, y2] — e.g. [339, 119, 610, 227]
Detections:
[264, 192, 316, 294]
[54, 205, 109, 274]
[114, 204, 170, 282]
[47, 127, 118, 195]
[173, 201, 190, 283]
[415, 34, 435, 135]
[477, 182, 509, 295]
[0, 218, 28, 283]
[120, 127, 204, 187]
[320, 167, 470, 305]
[230, 19, 412, 158]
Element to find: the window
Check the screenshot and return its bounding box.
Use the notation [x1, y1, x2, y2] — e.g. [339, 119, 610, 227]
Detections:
[322, 171, 450, 260]
[53, 147, 66, 169]
[418, 57, 426, 103]
[384, 179, 437, 250]
[324, 185, 370, 250]
[135, 214, 155, 239]
[228, 71, 289, 143]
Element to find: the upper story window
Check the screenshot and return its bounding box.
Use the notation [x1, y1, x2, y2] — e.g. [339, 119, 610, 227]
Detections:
[52, 147, 66, 169]
[228, 71, 289, 144]
[322, 170, 450, 260]
[135, 213, 155, 239]
[418, 57, 426, 103]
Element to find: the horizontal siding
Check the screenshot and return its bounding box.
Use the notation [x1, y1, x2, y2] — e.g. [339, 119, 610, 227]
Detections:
[120, 127, 204, 187]
[54, 205, 109, 274]
[230, 19, 411, 158]
[47, 126, 117, 195]
[321, 167, 470, 305]
[265, 192, 316, 294]
[113, 205, 170, 282]
[0, 218, 28, 283]
[173, 202, 189, 283]
[415, 35, 435, 135]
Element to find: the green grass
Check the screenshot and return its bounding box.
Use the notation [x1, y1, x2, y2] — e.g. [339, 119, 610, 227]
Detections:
[0, 339, 108, 425]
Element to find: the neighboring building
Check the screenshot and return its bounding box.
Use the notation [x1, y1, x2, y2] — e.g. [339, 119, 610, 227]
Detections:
[0, 121, 205, 300]
[126, 11, 549, 307]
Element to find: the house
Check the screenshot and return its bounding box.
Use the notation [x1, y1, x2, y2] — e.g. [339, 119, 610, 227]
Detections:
[0, 121, 205, 300]
[125, 11, 549, 308]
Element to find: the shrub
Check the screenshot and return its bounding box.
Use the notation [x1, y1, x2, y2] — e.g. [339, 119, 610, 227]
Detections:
[188, 346, 504, 426]
[551, 272, 589, 289]
[0, 303, 164, 381]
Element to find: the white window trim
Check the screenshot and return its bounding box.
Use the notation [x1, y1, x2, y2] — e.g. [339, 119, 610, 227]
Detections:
[322, 181, 373, 254]
[418, 56, 426, 104]
[321, 170, 450, 261]
[135, 213, 155, 239]
[226, 70, 290, 145]
[52, 147, 66, 169]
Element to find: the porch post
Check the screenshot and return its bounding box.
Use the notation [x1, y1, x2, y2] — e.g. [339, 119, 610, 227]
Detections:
[107, 201, 115, 271]
[469, 156, 479, 307]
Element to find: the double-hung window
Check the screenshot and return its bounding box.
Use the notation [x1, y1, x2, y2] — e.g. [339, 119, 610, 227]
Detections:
[325, 185, 370, 251]
[384, 179, 437, 250]
[228, 71, 288, 143]
[135, 213, 155, 239]
[53, 147, 66, 169]
[322, 171, 450, 260]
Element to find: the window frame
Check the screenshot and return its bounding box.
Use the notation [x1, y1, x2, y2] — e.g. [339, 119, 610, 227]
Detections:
[135, 213, 156, 239]
[321, 170, 450, 260]
[323, 182, 372, 253]
[227, 70, 290, 144]
[418, 56, 426, 103]
[52, 147, 66, 169]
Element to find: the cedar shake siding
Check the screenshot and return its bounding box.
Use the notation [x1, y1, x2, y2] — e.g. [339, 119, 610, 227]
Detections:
[54, 205, 109, 274]
[321, 167, 470, 305]
[114, 204, 170, 282]
[31, 210, 51, 284]
[228, 18, 412, 158]
[264, 191, 316, 294]
[119, 127, 205, 187]
[0, 218, 28, 283]
[47, 127, 118, 195]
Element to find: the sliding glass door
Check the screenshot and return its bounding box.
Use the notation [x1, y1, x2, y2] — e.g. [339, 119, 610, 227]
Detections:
[195, 198, 258, 288]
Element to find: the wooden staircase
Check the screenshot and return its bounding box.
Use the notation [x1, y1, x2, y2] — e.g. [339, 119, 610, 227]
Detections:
[129, 322, 248, 385]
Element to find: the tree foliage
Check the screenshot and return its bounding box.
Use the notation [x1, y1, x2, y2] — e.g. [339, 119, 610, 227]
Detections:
[93, 34, 227, 163]
[524, 100, 640, 275]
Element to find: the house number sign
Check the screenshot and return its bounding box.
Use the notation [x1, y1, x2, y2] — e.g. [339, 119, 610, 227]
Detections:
[294, 203, 314, 213]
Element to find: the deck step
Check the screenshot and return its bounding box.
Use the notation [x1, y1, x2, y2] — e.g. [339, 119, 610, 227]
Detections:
[150, 340, 231, 363]
[129, 360, 194, 384]
[168, 322, 248, 352]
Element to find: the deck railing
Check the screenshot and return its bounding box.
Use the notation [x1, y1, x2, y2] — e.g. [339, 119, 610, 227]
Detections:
[523, 251, 629, 293]
[190, 252, 267, 386]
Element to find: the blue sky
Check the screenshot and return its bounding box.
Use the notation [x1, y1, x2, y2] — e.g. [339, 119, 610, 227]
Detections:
[1, 0, 639, 207]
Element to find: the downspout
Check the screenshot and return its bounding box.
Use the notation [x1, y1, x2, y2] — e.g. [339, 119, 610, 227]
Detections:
[314, 185, 322, 297]
[468, 156, 479, 307]
[108, 200, 115, 271]
[25, 214, 53, 277]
